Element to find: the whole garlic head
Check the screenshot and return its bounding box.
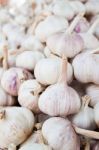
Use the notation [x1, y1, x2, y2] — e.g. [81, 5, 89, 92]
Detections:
[16, 51, 44, 71]
[46, 13, 84, 58]
[34, 57, 73, 85]
[0, 107, 35, 149]
[70, 95, 96, 130]
[42, 117, 80, 150]
[18, 79, 44, 113]
[35, 15, 68, 42]
[1, 67, 33, 96]
[38, 56, 81, 116]
[73, 50, 99, 84]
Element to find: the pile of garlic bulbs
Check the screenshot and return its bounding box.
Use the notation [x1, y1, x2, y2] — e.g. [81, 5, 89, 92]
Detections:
[0, 0, 99, 149]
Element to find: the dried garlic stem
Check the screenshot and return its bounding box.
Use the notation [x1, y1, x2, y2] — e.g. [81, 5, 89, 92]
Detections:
[74, 125, 99, 139]
[65, 12, 84, 34]
[58, 55, 67, 84]
[88, 19, 99, 34]
[3, 45, 8, 70]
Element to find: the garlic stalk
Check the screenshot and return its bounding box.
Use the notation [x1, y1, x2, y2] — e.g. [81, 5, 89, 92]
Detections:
[46, 13, 84, 58]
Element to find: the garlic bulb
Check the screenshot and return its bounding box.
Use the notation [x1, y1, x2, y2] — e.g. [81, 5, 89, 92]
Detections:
[46, 13, 84, 58]
[16, 51, 44, 71]
[79, 19, 99, 50]
[69, 1, 86, 15]
[51, 0, 75, 20]
[21, 35, 44, 52]
[73, 49, 99, 84]
[70, 95, 96, 130]
[38, 56, 81, 116]
[42, 117, 80, 150]
[86, 84, 99, 107]
[1, 67, 33, 96]
[35, 15, 68, 42]
[18, 79, 44, 113]
[0, 107, 35, 148]
[92, 142, 99, 150]
[19, 143, 52, 150]
[94, 103, 99, 127]
[34, 57, 73, 85]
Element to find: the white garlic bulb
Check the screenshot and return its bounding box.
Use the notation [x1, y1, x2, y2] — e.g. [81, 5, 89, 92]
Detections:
[72, 49, 99, 84]
[86, 84, 99, 107]
[19, 143, 52, 150]
[70, 95, 96, 130]
[51, 0, 75, 20]
[38, 56, 81, 116]
[21, 35, 44, 52]
[0, 107, 35, 148]
[34, 57, 73, 85]
[16, 51, 44, 71]
[18, 79, 44, 113]
[46, 13, 84, 58]
[42, 117, 80, 150]
[35, 15, 68, 42]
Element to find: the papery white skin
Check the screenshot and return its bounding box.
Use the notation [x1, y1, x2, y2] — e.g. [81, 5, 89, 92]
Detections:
[16, 51, 44, 71]
[69, 1, 86, 15]
[0, 107, 35, 149]
[0, 85, 16, 106]
[18, 79, 44, 113]
[35, 15, 68, 42]
[85, 0, 99, 15]
[86, 84, 99, 107]
[94, 103, 99, 127]
[42, 117, 80, 150]
[0, 8, 11, 25]
[19, 143, 52, 150]
[38, 57, 80, 116]
[34, 58, 73, 85]
[46, 14, 84, 58]
[51, 0, 75, 20]
[91, 15, 99, 39]
[72, 51, 99, 84]
[21, 35, 44, 52]
[44, 46, 51, 58]
[70, 95, 96, 130]
[1, 67, 33, 96]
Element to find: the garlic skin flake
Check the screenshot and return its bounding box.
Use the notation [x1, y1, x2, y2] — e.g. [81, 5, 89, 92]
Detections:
[42, 117, 80, 150]
[94, 103, 99, 127]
